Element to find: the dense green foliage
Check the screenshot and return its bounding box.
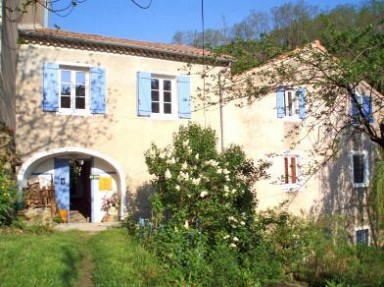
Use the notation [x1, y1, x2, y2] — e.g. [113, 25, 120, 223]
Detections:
[0, 157, 18, 226]
[128, 124, 384, 286]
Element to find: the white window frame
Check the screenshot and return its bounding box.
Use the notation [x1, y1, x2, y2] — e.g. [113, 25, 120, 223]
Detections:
[282, 151, 303, 191]
[354, 226, 370, 245]
[351, 150, 369, 188]
[58, 65, 90, 115]
[283, 88, 300, 119]
[150, 74, 177, 119]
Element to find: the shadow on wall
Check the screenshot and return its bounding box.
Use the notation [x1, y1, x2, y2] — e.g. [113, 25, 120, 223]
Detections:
[16, 45, 119, 158]
[310, 130, 379, 230]
[126, 182, 154, 220]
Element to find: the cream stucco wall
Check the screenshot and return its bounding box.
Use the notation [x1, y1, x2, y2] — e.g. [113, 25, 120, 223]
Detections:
[15, 43, 225, 218]
[223, 72, 378, 230]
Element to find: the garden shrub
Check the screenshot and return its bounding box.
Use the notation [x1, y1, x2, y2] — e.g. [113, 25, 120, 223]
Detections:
[133, 123, 283, 285]
[0, 156, 17, 226]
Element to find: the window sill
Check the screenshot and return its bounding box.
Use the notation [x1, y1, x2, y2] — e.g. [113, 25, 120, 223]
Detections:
[148, 114, 180, 120]
[352, 182, 369, 188]
[281, 116, 302, 122]
[282, 183, 303, 192]
[56, 109, 93, 116]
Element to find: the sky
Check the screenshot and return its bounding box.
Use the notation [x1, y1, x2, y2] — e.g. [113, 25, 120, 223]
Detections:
[49, 0, 363, 43]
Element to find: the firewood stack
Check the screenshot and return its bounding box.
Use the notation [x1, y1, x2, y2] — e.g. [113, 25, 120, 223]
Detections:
[23, 177, 58, 216]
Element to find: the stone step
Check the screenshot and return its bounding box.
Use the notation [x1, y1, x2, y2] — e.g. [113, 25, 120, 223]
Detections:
[69, 210, 88, 223]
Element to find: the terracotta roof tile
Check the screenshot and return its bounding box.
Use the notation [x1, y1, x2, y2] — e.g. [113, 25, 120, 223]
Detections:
[19, 28, 232, 66]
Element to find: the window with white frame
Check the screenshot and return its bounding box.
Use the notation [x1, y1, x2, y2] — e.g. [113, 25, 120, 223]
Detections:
[59, 68, 89, 112]
[351, 150, 369, 188]
[276, 87, 306, 119]
[282, 152, 302, 190]
[42, 63, 106, 114]
[151, 77, 174, 115]
[355, 228, 369, 245]
[137, 72, 191, 119]
[284, 89, 299, 117]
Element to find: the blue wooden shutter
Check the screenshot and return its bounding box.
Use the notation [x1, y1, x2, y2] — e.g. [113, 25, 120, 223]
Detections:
[178, 75, 191, 119]
[298, 87, 306, 119]
[276, 88, 285, 118]
[90, 67, 106, 114]
[54, 158, 70, 216]
[351, 95, 359, 125]
[42, 63, 59, 112]
[137, 72, 152, 116]
[363, 96, 373, 123]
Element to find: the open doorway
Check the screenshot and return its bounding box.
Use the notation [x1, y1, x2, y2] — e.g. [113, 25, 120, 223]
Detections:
[69, 159, 92, 222]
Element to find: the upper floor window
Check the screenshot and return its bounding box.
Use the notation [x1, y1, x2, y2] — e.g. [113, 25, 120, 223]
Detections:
[351, 150, 369, 188]
[276, 87, 306, 120]
[282, 151, 303, 191]
[137, 71, 191, 119]
[151, 77, 174, 115]
[351, 95, 373, 125]
[42, 63, 106, 115]
[60, 68, 88, 112]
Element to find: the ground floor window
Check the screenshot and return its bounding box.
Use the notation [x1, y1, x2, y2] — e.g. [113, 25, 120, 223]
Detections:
[355, 228, 369, 245]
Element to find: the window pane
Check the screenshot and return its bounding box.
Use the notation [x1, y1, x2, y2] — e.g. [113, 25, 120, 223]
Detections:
[61, 96, 71, 108]
[152, 102, 159, 113]
[61, 84, 71, 96]
[76, 85, 85, 97]
[151, 79, 159, 90]
[356, 229, 369, 245]
[76, 71, 85, 84]
[291, 157, 297, 183]
[61, 70, 71, 82]
[288, 91, 293, 116]
[164, 80, 171, 91]
[284, 157, 289, 184]
[164, 103, 172, 114]
[353, 154, 365, 183]
[164, 92, 172, 103]
[151, 91, 159, 102]
[75, 97, 85, 109]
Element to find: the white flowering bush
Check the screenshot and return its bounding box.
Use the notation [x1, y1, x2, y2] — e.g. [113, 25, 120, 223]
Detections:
[140, 123, 280, 285]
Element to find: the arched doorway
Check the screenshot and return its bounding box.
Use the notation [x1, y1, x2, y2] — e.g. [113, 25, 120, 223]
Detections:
[17, 147, 126, 223]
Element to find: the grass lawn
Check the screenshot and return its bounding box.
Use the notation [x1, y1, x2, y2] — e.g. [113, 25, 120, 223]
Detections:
[0, 228, 169, 287]
[0, 230, 84, 287]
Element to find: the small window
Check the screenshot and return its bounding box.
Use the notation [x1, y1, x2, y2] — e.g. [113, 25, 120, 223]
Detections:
[284, 90, 299, 117]
[151, 77, 174, 115]
[59, 67, 89, 113]
[356, 229, 369, 245]
[351, 95, 373, 125]
[351, 151, 369, 187]
[276, 87, 306, 119]
[282, 152, 302, 190]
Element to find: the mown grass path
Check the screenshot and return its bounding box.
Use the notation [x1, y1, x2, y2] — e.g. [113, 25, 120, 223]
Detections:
[0, 228, 169, 287]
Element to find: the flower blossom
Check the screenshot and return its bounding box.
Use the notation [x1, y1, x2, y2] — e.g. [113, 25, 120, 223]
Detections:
[192, 178, 201, 185]
[229, 243, 237, 248]
[223, 235, 230, 240]
[195, 153, 199, 160]
[232, 236, 239, 242]
[182, 162, 188, 170]
[175, 185, 180, 191]
[200, 191, 209, 198]
[165, 169, 172, 179]
[240, 221, 245, 226]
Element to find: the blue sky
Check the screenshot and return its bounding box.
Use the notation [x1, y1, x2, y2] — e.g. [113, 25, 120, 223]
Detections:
[49, 0, 363, 43]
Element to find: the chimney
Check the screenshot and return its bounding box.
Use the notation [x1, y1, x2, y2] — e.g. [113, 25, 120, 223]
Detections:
[19, 0, 49, 29]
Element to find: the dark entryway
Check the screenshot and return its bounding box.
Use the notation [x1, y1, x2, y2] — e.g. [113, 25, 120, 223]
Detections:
[69, 159, 92, 222]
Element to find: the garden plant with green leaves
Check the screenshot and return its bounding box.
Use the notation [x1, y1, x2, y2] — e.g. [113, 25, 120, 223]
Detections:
[0, 156, 17, 226]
